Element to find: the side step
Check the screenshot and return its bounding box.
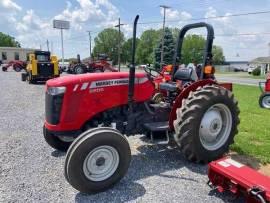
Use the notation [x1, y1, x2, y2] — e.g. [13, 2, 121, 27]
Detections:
[143, 121, 170, 144]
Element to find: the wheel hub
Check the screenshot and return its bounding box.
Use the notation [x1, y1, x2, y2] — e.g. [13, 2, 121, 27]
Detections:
[199, 104, 232, 151]
[200, 110, 222, 142]
[83, 146, 119, 182]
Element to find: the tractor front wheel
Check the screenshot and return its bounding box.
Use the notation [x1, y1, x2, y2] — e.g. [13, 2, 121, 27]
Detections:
[173, 85, 240, 163]
[64, 127, 131, 194]
[43, 126, 72, 151]
[259, 93, 270, 108]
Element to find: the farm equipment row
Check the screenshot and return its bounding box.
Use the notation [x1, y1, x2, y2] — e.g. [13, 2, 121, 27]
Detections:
[2, 60, 26, 72]
[66, 54, 118, 74]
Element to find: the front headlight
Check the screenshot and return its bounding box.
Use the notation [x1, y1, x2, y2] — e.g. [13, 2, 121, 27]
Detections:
[47, 86, 66, 95]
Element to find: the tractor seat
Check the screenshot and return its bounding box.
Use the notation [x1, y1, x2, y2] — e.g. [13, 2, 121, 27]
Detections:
[174, 67, 198, 81]
[159, 82, 178, 92]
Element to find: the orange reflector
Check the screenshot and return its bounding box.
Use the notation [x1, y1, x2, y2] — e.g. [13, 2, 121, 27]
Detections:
[204, 65, 215, 74]
[164, 65, 173, 72]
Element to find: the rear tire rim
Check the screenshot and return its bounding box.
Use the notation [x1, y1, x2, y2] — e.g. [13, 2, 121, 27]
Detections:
[83, 145, 119, 182]
[15, 67, 20, 71]
[199, 103, 232, 151]
[262, 95, 270, 108]
[75, 67, 83, 74]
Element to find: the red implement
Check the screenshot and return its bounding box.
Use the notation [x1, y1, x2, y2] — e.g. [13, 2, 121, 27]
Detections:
[208, 157, 270, 203]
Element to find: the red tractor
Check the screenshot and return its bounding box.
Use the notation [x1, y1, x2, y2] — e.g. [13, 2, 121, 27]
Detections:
[259, 72, 270, 108]
[43, 16, 240, 194]
[2, 60, 27, 72]
[67, 54, 118, 74]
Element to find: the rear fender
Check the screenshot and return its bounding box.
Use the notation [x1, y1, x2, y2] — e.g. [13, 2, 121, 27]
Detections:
[169, 79, 216, 130]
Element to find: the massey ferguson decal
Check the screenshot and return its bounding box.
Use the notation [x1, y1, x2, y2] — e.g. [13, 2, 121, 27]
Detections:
[89, 77, 148, 89]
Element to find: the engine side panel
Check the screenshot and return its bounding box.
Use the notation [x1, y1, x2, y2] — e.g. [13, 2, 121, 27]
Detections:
[45, 72, 154, 131]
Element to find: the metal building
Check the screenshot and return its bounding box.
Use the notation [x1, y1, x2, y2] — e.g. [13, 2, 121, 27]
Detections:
[0, 47, 39, 63]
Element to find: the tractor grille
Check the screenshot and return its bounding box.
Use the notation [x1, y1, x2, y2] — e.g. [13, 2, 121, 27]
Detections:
[37, 63, 54, 77]
[45, 92, 64, 125]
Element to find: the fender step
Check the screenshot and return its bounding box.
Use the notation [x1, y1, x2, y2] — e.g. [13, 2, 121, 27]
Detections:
[144, 122, 170, 144]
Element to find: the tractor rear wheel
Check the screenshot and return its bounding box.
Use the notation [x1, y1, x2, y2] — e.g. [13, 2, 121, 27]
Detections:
[259, 93, 270, 108]
[173, 85, 240, 163]
[43, 126, 72, 151]
[74, 64, 86, 74]
[64, 128, 131, 194]
[14, 65, 21, 72]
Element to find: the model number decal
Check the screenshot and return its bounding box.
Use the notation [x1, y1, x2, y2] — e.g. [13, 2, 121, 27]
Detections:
[90, 88, 104, 93]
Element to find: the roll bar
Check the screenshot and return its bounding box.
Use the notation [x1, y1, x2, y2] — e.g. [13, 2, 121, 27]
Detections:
[172, 22, 215, 80]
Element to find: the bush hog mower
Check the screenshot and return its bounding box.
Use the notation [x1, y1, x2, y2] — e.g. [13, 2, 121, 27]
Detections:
[21, 51, 59, 84]
[208, 157, 270, 203]
[43, 15, 240, 193]
[67, 54, 118, 74]
[2, 60, 27, 72]
[259, 73, 270, 108]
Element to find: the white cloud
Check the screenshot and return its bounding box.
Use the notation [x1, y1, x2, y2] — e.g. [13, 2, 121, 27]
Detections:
[0, 0, 21, 12]
[55, 0, 119, 30]
[161, 8, 192, 22]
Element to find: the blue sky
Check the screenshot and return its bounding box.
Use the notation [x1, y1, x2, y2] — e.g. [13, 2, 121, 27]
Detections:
[1, 0, 270, 61]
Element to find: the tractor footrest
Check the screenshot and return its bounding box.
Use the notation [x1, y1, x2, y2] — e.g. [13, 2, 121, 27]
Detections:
[144, 122, 170, 144]
[144, 121, 169, 132]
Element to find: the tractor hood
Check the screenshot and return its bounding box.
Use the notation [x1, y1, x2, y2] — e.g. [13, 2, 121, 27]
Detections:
[46, 72, 148, 88]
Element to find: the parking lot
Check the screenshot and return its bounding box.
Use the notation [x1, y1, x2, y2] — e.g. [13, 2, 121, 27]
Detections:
[0, 71, 243, 203]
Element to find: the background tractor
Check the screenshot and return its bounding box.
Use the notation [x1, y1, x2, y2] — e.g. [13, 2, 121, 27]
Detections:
[2, 60, 27, 72]
[21, 51, 59, 84]
[259, 72, 270, 108]
[43, 15, 239, 194]
[67, 54, 118, 74]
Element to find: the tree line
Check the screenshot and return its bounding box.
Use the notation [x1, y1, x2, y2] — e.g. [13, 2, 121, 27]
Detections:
[92, 27, 225, 67]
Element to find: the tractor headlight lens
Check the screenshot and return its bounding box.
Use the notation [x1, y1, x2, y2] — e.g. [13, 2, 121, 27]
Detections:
[47, 86, 66, 95]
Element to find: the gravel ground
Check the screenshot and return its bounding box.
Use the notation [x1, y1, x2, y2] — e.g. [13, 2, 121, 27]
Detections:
[0, 70, 243, 203]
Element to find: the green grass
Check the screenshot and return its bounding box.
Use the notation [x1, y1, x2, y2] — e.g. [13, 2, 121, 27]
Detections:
[231, 84, 270, 163]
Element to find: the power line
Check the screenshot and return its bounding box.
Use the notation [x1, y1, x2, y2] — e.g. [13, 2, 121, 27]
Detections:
[138, 10, 270, 25]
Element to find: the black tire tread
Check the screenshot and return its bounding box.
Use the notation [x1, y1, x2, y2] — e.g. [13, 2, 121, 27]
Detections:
[173, 84, 240, 163]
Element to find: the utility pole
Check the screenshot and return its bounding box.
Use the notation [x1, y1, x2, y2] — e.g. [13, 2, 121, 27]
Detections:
[87, 31, 92, 61]
[115, 18, 124, 71]
[160, 5, 171, 69]
[51, 41, 54, 54]
[40, 44, 42, 50]
[46, 39, 50, 51]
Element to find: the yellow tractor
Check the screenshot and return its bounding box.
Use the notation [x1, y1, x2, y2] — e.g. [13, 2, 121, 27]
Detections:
[21, 51, 59, 84]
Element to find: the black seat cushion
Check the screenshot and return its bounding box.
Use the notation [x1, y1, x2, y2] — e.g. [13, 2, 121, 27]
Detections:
[174, 68, 193, 81]
[159, 82, 178, 92]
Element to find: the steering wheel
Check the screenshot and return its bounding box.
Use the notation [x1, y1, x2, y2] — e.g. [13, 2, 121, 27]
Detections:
[143, 66, 163, 79]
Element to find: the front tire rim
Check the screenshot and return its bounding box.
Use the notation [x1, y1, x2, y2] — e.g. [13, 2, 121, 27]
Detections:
[199, 103, 232, 151]
[262, 95, 270, 108]
[83, 145, 119, 182]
